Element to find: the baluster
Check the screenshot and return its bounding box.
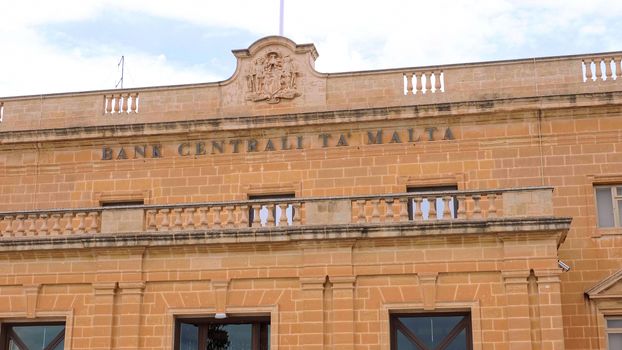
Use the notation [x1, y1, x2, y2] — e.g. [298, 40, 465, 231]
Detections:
[3, 216, 14, 236]
[583, 59, 592, 81]
[266, 204, 275, 227]
[371, 199, 380, 223]
[442, 196, 451, 219]
[212, 207, 222, 228]
[50, 214, 61, 235]
[146, 210, 157, 231]
[131, 94, 139, 112]
[225, 206, 235, 228]
[292, 202, 302, 225]
[159, 209, 170, 231]
[399, 198, 409, 222]
[595, 58, 603, 80]
[357, 200, 366, 223]
[472, 195, 482, 219]
[63, 213, 74, 234]
[413, 197, 423, 221]
[251, 205, 261, 228]
[487, 193, 498, 218]
[198, 207, 209, 229]
[406, 73, 414, 95]
[172, 208, 183, 231]
[15, 215, 25, 236]
[605, 58, 613, 80]
[616, 57, 622, 80]
[39, 214, 49, 235]
[415, 72, 422, 94]
[239, 205, 249, 227]
[425, 72, 432, 93]
[279, 203, 288, 226]
[76, 213, 86, 234]
[105, 96, 113, 114]
[457, 195, 467, 219]
[115, 95, 122, 113]
[88, 212, 99, 233]
[122, 94, 130, 113]
[185, 208, 196, 229]
[27, 214, 37, 235]
[428, 196, 437, 221]
[434, 71, 442, 92]
[385, 198, 394, 222]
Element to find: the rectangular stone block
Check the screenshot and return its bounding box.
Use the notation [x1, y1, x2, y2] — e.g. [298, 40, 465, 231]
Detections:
[100, 208, 144, 233]
[305, 199, 351, 225]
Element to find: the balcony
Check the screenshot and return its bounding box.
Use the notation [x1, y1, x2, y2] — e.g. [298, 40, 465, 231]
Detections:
[0, 187, 570, 251]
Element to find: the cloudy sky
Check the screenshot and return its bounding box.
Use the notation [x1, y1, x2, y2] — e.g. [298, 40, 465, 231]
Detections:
[1, 0, 621, 97]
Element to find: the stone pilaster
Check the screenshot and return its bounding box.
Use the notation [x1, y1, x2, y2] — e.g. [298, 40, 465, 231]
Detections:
[116, 282, 145, 350]
[503, 271, 533, 350]
[535, 270, 565, 350]
[331, 276, 356, 350]
[91, 282, 117, 350]
[300, 277, 326, 350]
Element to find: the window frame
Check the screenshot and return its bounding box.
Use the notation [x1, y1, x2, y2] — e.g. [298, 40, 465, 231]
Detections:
[174, 316, 270, 350]
[595, 185, 622, 228]
[606, 316, 622, 350]
[389, 311, 472, 350]
[0, 321, 66, 350]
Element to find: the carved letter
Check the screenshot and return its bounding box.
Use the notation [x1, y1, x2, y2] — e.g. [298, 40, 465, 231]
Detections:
[319, 134, 331, 148]
[281, 136, 292, 150]
[264, 139, 275, 151]
[178, 143, 190, 156]
[367, 130, 383, 144]
[196, 142, 206, 155]
[390, 131, 402, 143]
[117, 147, 128, 160]
[102, 147, 113, 160]
[134, 145, 146, 158]
[152, 144, 162, 158]
[336, 134, 349, 147]
[408, 128, 420, 142]
[230, 139, 241, 153]
[247, 139, 258, 152]
[211, 141, 224, 154]
[425, 127, 438, 141]
[443, 128, 454, 140]
[297, 136, 304, 149]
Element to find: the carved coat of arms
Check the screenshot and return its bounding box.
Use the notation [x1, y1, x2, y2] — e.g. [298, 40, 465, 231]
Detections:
[245, 51, 301, 104]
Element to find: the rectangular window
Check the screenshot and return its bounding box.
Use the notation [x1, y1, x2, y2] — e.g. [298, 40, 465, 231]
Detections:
[595, 185, 622, 227]
[1, 322, 65, 350]
[407, 185, 459, 220]
[101, 200, 145, 207]
[390, 312, 472, 350]
[175, 316, 270, 350]
[608, 317, 622, 350]
[248, 193, 295, 227]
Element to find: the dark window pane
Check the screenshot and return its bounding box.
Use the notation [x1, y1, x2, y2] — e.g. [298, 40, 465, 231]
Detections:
[445, 328, 468, 350]
[53, 339, 65, 350]
[596, 187, 615, 227]
[396, 329, 417, 350]
[13, 325, 64, 350]
[400, 316, 463, 348]
[609, 333, 622, 350]
[221, 324, 252, 349]
[179, 322, 199, 350]
[607, 319, 622, 328]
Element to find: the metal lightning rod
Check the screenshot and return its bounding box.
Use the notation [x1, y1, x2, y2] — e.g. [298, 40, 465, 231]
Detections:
[115, 55, 125, 89]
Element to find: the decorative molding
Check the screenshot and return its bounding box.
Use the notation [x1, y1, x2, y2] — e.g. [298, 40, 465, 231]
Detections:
[245, 50, 301, 104]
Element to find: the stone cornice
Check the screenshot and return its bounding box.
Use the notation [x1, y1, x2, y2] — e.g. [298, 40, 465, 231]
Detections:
[0, 217, 571, 252]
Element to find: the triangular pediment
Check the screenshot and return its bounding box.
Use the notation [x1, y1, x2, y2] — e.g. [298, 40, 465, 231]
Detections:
[586, 269, 622, 299]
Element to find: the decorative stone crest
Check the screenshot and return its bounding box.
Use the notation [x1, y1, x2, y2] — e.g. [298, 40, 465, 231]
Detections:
[245, 50, 301, 104]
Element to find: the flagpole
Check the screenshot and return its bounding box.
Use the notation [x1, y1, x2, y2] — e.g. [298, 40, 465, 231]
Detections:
[279, 0, 284, 36]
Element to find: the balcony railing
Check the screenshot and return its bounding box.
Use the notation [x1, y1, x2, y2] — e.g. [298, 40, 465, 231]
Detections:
[0, 187, 554, 238]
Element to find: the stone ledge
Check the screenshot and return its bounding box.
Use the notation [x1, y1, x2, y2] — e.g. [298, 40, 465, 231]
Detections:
[0, 216, 571, 252]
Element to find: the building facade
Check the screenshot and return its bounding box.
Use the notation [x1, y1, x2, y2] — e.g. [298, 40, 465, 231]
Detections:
[0, 36, 620, 349]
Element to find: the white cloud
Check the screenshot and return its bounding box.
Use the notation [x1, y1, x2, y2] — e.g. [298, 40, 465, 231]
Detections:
[1, 0, 621, 96]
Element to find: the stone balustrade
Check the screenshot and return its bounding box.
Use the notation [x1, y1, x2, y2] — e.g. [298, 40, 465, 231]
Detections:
[403, 70, 444, 95]
[0, 209, 101, 237]
[0, 187, 553, 238]
[582, 56, 621, 82]
[104, 93, 139, 114]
